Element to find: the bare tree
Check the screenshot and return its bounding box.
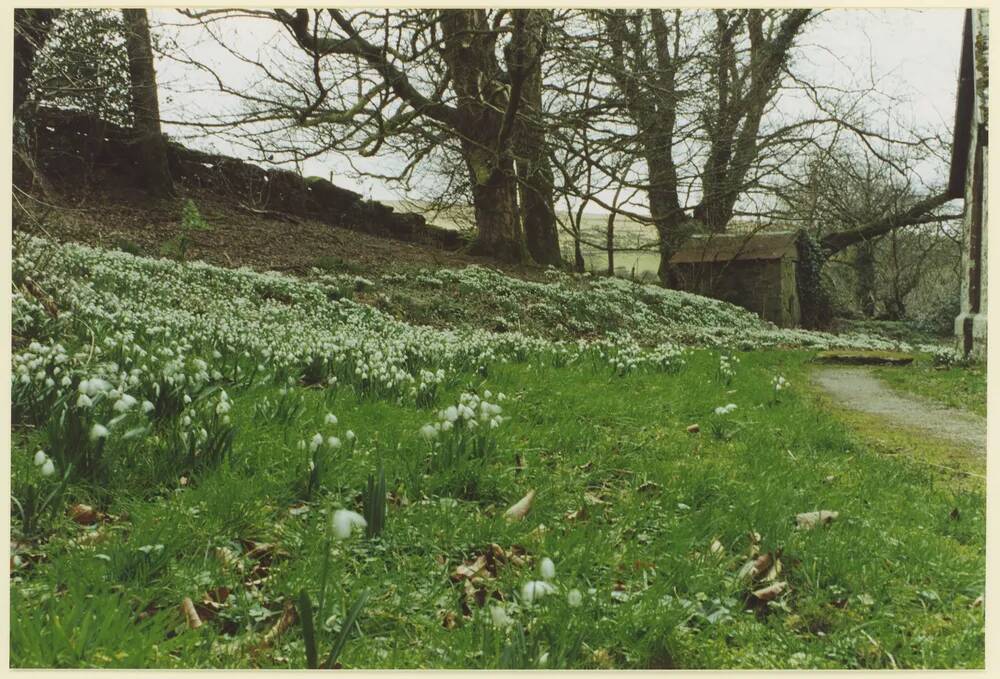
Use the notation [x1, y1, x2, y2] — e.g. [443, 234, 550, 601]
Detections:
[169, 8, 560, 264]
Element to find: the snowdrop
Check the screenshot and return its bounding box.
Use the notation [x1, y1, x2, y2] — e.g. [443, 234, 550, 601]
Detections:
[567, 589, 583, 607]
[714, 403, 738, 415]
[521, 580, 557, 603]
[331, 509, 367, 539]
[90, 423, 109, 441]
[539, 557, 556, 581]
[489, 604, 514, 628]
[34, 450, 48, 466]
[325, 413, 338, 425]
[309, 433, 324, 453]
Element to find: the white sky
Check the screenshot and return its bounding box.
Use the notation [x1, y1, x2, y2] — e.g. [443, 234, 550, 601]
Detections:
[151, 8, 966, 209]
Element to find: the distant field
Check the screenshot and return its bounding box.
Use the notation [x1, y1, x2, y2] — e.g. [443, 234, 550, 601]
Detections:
[388, 201, 661, 279]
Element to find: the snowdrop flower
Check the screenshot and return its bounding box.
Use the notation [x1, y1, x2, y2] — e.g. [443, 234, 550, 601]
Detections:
[567, 589, 583, 607]
[521, 580, 557, 603]
[90, 423, 109, 442]
[40, 459, 56, 477]
[327, 436, 341, 449]
[331, 509, 367, 539]
[76, 393, 93, 408]
[539, 557, 556, 581]
[34, 450, 48, 466]
[325, 413, 338, 425]
[345, 430, 355, 442]
[142, 400, 155, 414]
[420, 424, 438, 440]
[113, 394, 138, 412]
[489, 604, 513, 628]
[309, 433, 323, 453]
[443, 406, 459, 423]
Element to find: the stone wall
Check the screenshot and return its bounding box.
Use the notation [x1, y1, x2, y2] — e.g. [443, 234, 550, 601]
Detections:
[25, 107, 465, 250]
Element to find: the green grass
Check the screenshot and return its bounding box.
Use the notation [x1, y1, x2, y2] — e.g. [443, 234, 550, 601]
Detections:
[873, 357, 987, 418]
[11, 350, 985, 668]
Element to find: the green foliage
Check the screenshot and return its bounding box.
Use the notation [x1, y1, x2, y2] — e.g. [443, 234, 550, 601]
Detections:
[161, 200, 212, 261]
[297, 587, 370, 669]
[795, 230, 834, 329]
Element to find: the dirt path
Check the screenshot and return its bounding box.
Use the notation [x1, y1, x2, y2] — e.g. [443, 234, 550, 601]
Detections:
[812, 367, 987, 454]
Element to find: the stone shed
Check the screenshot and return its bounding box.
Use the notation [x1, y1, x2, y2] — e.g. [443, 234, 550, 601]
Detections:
[669, 231, 801, 327]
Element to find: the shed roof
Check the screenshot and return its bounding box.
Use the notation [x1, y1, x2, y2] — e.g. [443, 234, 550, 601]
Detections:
[669, 231, 798, 264]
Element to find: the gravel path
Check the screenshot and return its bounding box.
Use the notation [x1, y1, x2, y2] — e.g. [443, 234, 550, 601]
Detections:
[812, 367, 987, 454]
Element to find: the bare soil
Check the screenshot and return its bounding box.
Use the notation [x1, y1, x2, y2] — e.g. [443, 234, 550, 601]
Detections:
[14, 183, 547, 280]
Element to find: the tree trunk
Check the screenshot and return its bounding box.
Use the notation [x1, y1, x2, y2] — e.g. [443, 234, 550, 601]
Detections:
[854, 241, 877, 318]
[14, 9, 59, 116]
[648, 158, 691, 287]
[465, 147, 525, 262]
[515, 11, 561, 267]
[13, 9, 59, 192]
[606, 212, 616, 276]
[122, 8, 174, 198]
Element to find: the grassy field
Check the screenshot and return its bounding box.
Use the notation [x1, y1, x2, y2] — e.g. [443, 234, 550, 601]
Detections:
[874, 358, 987, 418]
[10, 236, 985, 669]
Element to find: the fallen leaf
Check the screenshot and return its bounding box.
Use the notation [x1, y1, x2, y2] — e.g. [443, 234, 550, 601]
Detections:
[583, 491, 608, 506]
[949, 507, 960, 521]
[441, 610, 458, 629]
[288, 503, 310, 517]
[971, 595, 983, 608]
[686, 424, 700, 434]
[578, 461, 593, 471]
[752, 581, 787, 602]
[564, 506, 587, 522]
[182, 597, 203, 629]
[796, 510, 839, 529]
[504, 489, 536, 521]
[256, 600, 297, 652]
[823, 475, 836, 484]
[69, 504, 99, 526]
[710, 539, 725, 557]
[637, 481, 661, 494]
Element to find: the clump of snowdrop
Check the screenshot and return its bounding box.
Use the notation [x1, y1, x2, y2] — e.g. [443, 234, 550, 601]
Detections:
[714, 403, 738, 416]
[521, 580, 557, 604]
[717, 353, 739, 384]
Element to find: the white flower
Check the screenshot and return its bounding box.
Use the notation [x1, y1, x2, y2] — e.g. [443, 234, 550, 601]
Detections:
[76, 393, 93, 408]
[40, 459, 56, 477]
[521, 580, 557, 603]
[443, 406, 459, 422]
[325, 413, 338, 425]
[90, 423, 109, 441]
[539, 557, 556, 581]
[489, 604, 513, 628]
[142, 400, 155, 413]
[327, 436, 342, 449]
[331, 509, 367, 539]
[34, 450, 47, 466]
[345, 430, 355, 442]
[310, 433, 323, 452]
[567, 589, 583, 607]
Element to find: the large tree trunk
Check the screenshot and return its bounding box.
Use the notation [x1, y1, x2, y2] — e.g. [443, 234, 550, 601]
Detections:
[122, 8, 173, 198]
[465, 145, 525, 262]
[13, 9, 59, 193]
[647, 155, 691, 287]
[515, 10, 562, 266]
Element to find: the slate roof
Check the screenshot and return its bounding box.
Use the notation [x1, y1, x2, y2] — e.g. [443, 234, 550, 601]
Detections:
[669, 231, 799, 264]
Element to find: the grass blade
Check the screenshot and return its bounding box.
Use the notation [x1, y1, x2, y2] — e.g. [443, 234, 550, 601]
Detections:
[297, 589, 318, 669]
[323, 590, 369, 669]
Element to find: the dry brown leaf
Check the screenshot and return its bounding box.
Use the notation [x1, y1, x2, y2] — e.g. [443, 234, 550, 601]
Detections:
[637, 481, 661, 494]
[441, 610, 458, 629]
[256, 600, 297, 651]
[69, 504, 100, 526]
[504, 489, 536, 521]
[583, 491, 608, 506]
[182, 597, 203, 629]
[752, 581, 787, 602]
[564, 506, 588, 522]
[686, 424, 700, 434]
[710, 539, 725, 557]
[578, 461, 593, 471]
[796, 510, 839, 529]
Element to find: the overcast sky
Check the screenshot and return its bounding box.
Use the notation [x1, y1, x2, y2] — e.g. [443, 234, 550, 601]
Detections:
[152, 8, 966, 209]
